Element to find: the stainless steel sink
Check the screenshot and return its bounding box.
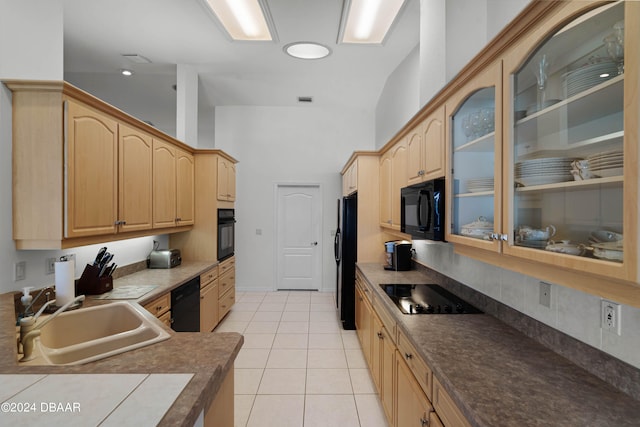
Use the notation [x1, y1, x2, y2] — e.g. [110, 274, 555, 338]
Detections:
[20, 301, 171, 365]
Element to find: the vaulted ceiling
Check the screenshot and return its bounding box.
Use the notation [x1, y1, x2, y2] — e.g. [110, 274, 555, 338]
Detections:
[61, 0, 420, 127]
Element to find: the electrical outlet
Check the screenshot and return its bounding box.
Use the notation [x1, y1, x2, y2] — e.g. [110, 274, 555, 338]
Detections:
[14, 261, 26, 281]
[46, 257, 56, 275]
[601, 300, 621, 335]
[538, 281, 551, 308]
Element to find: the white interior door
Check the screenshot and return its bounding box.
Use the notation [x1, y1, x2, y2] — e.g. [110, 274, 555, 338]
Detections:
[276, 184, 322, 290]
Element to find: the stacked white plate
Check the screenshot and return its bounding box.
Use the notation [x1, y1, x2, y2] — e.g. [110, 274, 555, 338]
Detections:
[515, 157, 578, 186]
[586, 150, 623, 178]
[466, 177, 494, 193]
[563, 60, 618, 98]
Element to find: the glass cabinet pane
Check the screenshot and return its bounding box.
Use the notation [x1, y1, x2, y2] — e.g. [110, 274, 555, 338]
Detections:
[512, 2, 624, 262]
[451, 87, 497, 240]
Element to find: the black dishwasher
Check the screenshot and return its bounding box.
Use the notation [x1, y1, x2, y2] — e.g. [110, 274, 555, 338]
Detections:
[171, 277, 200, 332]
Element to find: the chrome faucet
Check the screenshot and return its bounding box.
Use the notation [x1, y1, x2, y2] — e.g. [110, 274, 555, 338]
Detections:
[19, 295, 85, 362]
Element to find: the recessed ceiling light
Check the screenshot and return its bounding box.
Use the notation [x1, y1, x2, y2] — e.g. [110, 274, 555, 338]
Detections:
[284, 42, 331, 60]
[121, 69, 133, 76]
[202, 0, 276, 41]
[339, 0, 406, 44]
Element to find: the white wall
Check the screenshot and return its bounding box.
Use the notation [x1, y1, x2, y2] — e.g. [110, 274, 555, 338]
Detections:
[215, 105, 374, 292]
[0, 0, 63, 80]
[375, 45, 420, 149]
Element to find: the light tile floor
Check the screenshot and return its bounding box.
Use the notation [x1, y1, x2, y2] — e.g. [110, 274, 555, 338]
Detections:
[214, 290, 390, 427]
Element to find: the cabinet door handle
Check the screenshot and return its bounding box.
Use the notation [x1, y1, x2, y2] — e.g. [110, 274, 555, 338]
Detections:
[377, 331, 383, 339]
[405, 352, 413, 360]
[420, 415, 429, 426]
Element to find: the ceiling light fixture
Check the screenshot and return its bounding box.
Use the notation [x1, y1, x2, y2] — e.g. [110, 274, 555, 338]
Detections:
[121, 69, 133, 76]
[202, 0, 276, 41]
[339, 0, 406, 44]
[285, 42, 331, 60]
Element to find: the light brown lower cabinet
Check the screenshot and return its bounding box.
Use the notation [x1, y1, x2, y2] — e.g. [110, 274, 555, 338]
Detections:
[204, 364, 234, 427]
[143, 293, 171, 328]
[218, 257, 236, 322]
[429, 411, 445, 427]
[200, 282, 219, 333]
[355, 274, 473, 427]
[433, 376, 471, 427]
[395, 351, 433, 427]
[200, 267, 219, 332]
[355, 282, 373, 368]
[372, 314, 395, 425]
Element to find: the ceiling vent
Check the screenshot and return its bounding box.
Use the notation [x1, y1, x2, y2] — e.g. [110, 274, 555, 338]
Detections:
[122, 54, 152, 64]
[298, 96, 313, 103]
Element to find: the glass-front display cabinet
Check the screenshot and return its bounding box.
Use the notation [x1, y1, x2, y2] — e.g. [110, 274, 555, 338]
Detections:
[503, 1, 638, 281]
[446, 62, 503, 251]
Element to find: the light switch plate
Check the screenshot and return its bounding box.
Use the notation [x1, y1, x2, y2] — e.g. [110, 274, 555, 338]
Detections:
[14, 261, 26, 281]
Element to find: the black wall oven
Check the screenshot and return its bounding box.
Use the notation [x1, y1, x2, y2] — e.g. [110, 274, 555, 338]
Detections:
[218, 209, 235, 261]
[401, 178, 445, 241]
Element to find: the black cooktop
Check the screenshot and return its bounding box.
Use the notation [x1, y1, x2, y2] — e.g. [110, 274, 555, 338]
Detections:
[380, 284, 482, 315]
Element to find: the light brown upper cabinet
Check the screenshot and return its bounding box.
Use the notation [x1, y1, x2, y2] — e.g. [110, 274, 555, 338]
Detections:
[65, 99, 119, 238]
[445, 61, 503, 253]
[379, 141, 408, 231]
[118, 124, 153, 232]
[176, 148, 195, 225]
[379, 151, 392, 227]
[7, 81, 202, 249]
[442, 1, 640, 305]
[407, 106, 446, 186]
[342, 159, 358, 196]
[390, 141, 408, 231]
[500, 1, 636, 283]
[217, 156, 236, 202]
[153, 139, 178, 228]
[153, 139, 194, 228]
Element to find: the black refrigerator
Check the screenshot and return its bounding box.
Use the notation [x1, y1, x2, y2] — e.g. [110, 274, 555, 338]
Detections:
[335, 194, 357, 330]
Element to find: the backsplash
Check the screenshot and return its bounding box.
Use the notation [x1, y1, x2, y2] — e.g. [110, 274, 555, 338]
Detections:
[411, 240, 640, 400]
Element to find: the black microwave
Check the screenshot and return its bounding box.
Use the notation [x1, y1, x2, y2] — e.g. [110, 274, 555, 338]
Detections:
[401, 178, 445, 241]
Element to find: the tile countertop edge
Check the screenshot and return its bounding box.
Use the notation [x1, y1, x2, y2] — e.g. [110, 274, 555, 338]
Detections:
[0, 261, 243, 427]
[356, 263, 640, 427]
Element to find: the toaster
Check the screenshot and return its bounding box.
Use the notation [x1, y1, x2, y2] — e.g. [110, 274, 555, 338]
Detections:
[148, 249, 182, 269]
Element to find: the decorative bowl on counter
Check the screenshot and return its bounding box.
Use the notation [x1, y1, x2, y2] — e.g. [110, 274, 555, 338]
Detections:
[592, 241, 623, 262]
[460, 216, 494, 240]
[545, 240, 586, 256]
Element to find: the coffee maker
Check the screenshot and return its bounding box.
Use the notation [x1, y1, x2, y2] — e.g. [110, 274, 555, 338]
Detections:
[384, 240, 413, 271]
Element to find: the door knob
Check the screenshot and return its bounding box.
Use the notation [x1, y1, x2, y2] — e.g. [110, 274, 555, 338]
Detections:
[311, 242, 318, 246]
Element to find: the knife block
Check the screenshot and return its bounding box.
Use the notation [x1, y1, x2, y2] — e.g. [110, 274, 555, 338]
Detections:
[75, 264, 113, 295]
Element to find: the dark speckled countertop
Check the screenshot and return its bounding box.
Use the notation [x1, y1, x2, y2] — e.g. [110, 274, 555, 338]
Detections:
[0, 261, 243, 427]
[357, 263, 640, 427]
